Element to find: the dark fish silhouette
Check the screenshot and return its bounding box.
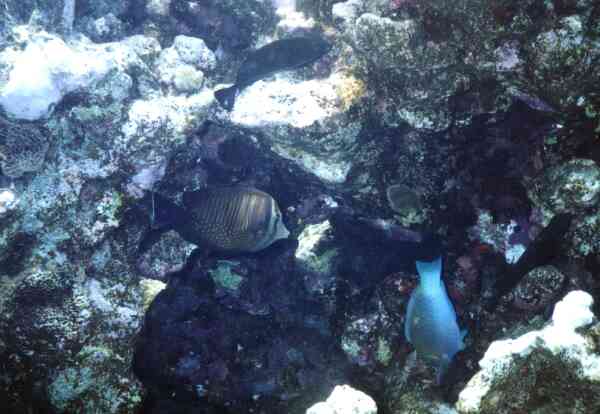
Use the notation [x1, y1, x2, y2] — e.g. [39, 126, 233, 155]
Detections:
[483, 213, 574, 311]
[214, 36, 332, 111]
[147, 186, 290, 254]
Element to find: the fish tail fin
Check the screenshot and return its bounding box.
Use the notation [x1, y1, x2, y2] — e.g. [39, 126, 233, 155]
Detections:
[214, 85, 238, 111]
[416, 256, 443, 292]
[435, 357, 451, 386]
[275, 222, 290, 241]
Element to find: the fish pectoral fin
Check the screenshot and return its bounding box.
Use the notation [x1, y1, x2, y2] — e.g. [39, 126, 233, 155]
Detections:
[404, 293, 417, 343]
[460, 329, 468, 349]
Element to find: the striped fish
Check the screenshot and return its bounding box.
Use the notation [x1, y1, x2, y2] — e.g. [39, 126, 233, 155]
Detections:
[177, 186, 290, 253]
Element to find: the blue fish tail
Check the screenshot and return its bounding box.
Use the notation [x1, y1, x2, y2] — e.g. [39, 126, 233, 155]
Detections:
[435, 357, 451, 385]
[415, 256, 442, 292]
[214, 85, 238, 111]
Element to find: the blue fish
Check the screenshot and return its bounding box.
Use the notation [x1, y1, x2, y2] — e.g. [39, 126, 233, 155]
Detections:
[404, 256, 465, 383]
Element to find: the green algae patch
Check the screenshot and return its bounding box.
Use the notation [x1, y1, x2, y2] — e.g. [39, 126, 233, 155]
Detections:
[209, 260, 244, 294]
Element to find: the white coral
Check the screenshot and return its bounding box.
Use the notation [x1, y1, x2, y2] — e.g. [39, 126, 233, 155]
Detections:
[457, 290, 599, 413]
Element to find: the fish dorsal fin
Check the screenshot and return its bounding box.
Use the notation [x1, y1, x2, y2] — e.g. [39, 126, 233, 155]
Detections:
[416, 256, 443, 292]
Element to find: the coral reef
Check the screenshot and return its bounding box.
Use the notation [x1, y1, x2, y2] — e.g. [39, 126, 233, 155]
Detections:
[0, 0, 599, 412]
[457, 291, 600, 414]
[306, 385, 377, 414]
[0, 116, 49, 177]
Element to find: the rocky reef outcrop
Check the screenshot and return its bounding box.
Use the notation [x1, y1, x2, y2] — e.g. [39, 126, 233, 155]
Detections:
[458, 290, 600, 414]
[0, 0, 599, 413]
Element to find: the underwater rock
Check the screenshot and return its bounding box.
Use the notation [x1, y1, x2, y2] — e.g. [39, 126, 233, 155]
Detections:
[0, 187, 18, 216]
[169, 0, 277, 51]
[485, 213, 573, 309]
[77, 13, 125, 43]
[513, 13, 600, 122]
[136, 230, 196, 280]
[529, 158, 600, 219]
[208, 260, 246, 298]
[134, 264, 348, 412]
[224, 69, 362, 183]
[0, 28, 114, 120]
[119, 91, 214, 168]
[507, 265, 566, 313]
[0, 117, 48, 177]
[386, 183, 425, 225]
[468, 210, 527, 264]
[126, 161, 168, 199]
[155, 35, 216, 94]
[48, 345, 143, 413]
[570, 212, 600, 257]
[1, 0, 76, 35]
[0, 263, 145, 413]
[347, 13, 454, 130]
[0, 27, 162, 121]
[346, 128, 446, 224]
[384, 382, 459, 414]
[305, 385, 377, 414]
[173, 35, 217, 70]
[341, 309, 400, 370]
[336, 267, 415, 372]
[526, 158, 600, 257]
[332, 0, 369, 28]
[0, 137, 145, 412]
[275, 5, 317, 37]
[295, 220, 339, 296]
[45, 276, 144, 413]
[75, 0, 132, 21]
[457, 290, 600, 414]
[0, 1, 598, 413]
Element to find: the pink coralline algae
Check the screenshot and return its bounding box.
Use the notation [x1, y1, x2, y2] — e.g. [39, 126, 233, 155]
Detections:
[390, 0, 415, 11]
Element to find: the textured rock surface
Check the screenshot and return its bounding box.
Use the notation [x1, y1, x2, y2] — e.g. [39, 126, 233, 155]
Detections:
[0, 0, 599, 413]
[457, 291, 600, 414]
[0, 28, 114, 120]
[225, 70, 363, 183]
[306, 385, 377, 414]
[0, 116, 49, 177]
[136, 230, 196, 280]
[507, 265, 566, 313]
[530, 158, 600, 218]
